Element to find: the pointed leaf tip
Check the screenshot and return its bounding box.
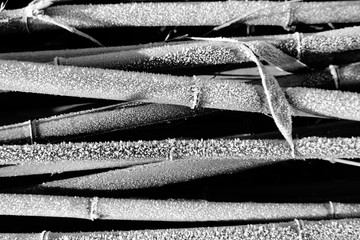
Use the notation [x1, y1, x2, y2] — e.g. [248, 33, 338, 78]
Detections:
[238, 42, 295, 155]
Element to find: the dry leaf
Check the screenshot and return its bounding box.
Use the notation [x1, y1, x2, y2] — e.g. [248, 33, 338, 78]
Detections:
[238, 43, 295, 156]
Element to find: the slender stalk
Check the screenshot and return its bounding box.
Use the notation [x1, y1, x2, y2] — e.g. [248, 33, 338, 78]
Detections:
[0, 137, 358, 165]
[6, 157, 284, 189]
[0, 102, 211, 144]
[1, 1, 360, 34]
[0, 59, 360, 121]
[0, 159, 160, 177]
[53, 27, 360, 71]
[2, 219, 360, 240]
[1, 194, 359, 222]
[0, 33, 295, 63]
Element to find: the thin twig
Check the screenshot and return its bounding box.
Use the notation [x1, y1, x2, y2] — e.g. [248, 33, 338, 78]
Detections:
[0, 0, 7, 12]
[323, 158, 360, 167]
[35, 14, 103, 46]
[20, 0, 103, 46]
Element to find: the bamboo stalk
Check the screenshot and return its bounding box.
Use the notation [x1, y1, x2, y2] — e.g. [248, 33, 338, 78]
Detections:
[53, 28, 360, 71]
[0, 159, 159, 177]
[1, 1, 360, 34]
[10, 157, 283, 189]
[0, 43, 167, 63]
[0, 59, 360, 121]
[0, 137, 358, 165]
[1, 193, 360, 222]
[2, 219, 360, 240]
[0, 34, 293, 62]
[0, 102, 211, 144]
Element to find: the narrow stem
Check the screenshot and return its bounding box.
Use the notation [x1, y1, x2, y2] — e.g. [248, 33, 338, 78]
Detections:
[0, 137, 359, 165]
[1, 194, 359, 222]
[0, 102, 211, 144]
[0, 33, 296, 62]
[53, 28, 360, 71]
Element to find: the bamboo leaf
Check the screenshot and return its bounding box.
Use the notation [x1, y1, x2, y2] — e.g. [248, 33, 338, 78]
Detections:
[246, 41, 308, 73]
[24, 0, 103, 46]
[238, 43, 295, 156]
[205, 0, 302, 36]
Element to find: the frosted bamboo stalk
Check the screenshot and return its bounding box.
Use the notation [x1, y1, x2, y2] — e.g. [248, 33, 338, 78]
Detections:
[1, 193, 360, 222]
[0, 60, 360, 121]
[54, 28, 360, 71]
[1, 1, 360, 34]
[3, 219, 360, 240]
[0, 137, 359, 165]
[0, 159, 160, 178]
[0, 102, 210, 144]
[0, 34, 290, 63]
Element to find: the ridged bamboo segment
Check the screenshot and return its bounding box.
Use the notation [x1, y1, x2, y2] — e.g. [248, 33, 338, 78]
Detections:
[0, 137, 359, 165]
[1, 194, 360, 222]
[1, 2, 360, 34]
[0, 102, 210, 144]
[2, 219, 360, 240]
[0, 60, 360, 120]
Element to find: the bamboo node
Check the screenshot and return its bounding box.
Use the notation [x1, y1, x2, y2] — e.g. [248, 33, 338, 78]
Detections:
[284, 1, 296, 31]
[294, 218, 304, 240]
[40, 230, 49, 240]
[329, 65, 340, 90]
[27, 120, 35, 144]
[89, 197, 99, 221]
[190, 76, 202, 109]
[54, 56, 61, 65]
[294, 32, 303, 60]
[328, 201, 336, 219]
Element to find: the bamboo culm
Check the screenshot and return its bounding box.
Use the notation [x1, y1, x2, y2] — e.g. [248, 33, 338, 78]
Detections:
[0, 34, 290, 62]
[0, 137, 359, 165]
[53, 27, 360, 71]
[1, 59, 360, 121]
[0, 102, 211, 144]
[1, 2, 360, 34]
[3, 219, 360, 240]
[1, 193, 360, 222]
